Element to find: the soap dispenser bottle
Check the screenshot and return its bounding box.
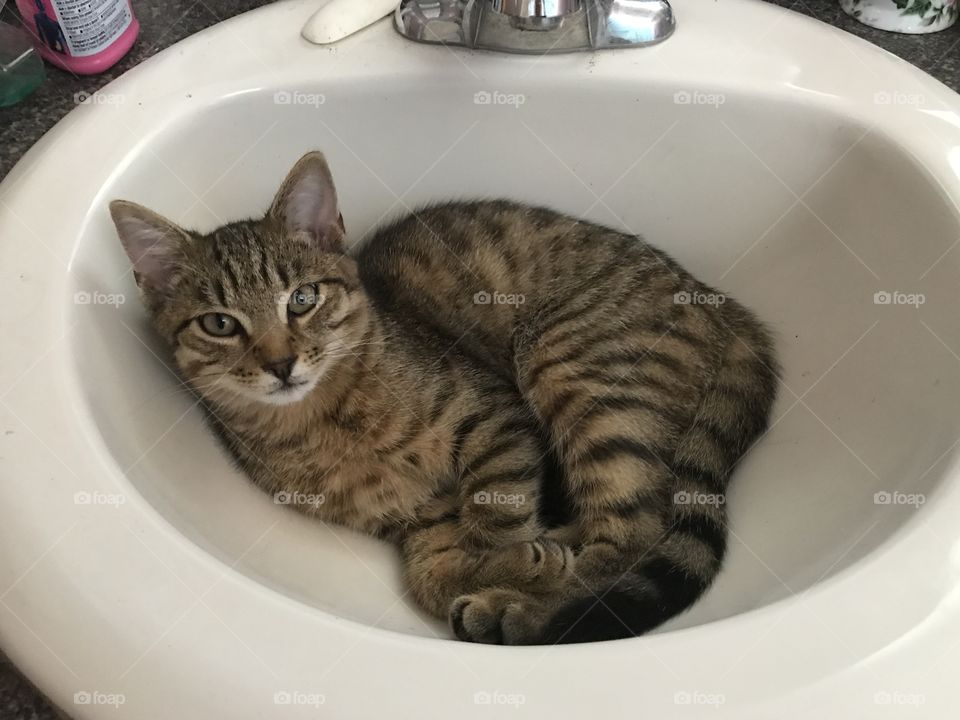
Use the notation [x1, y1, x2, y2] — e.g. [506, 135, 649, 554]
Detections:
[14, 0, 139, 75]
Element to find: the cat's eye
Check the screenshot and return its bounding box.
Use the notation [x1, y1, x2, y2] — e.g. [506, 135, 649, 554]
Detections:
[199, 312, 240, 337]
[288, 284, 323, 317]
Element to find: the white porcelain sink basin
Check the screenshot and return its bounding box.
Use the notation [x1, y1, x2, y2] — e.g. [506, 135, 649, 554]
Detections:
[3, 0, 960, 717]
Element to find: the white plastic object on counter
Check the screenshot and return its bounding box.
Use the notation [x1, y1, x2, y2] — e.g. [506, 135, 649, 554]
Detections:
[301, 0, 397, 44]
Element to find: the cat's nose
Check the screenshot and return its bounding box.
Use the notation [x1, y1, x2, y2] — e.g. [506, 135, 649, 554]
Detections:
[264, 357, 296, 382]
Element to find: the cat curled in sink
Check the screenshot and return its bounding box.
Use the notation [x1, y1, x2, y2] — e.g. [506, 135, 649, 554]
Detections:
[109, 151, 778, 645]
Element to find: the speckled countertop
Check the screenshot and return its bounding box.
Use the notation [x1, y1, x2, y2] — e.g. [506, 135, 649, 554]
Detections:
[0, 0, 959, 716]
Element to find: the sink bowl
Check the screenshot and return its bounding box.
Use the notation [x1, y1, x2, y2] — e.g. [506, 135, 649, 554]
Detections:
[3, 0, 960, 717]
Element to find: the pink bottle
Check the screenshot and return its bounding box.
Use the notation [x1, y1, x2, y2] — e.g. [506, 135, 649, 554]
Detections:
[15, 0, 139, 75]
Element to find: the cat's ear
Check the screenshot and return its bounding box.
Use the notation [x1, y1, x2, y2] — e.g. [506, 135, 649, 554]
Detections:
[109, 200, 190, 294]
[268, 151, 345, 252]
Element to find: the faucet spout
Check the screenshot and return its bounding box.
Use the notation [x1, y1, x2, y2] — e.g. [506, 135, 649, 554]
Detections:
[491, 0, 583, 29]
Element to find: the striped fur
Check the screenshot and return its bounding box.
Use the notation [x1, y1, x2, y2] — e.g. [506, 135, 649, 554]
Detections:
[111, 152, 778, 645]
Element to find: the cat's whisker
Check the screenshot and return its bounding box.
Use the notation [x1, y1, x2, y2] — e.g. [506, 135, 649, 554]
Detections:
[122, 381, 200, 411]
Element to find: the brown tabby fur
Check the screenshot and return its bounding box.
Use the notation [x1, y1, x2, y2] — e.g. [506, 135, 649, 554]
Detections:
[110, 151, 778, 644]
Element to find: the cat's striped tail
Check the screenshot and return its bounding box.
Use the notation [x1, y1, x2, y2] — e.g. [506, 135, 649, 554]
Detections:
[536, 325, 778, 644]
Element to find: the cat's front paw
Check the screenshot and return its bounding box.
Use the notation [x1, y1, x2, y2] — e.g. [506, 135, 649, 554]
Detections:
[450, 589, 547, 645]
[525, 538, 574, 585]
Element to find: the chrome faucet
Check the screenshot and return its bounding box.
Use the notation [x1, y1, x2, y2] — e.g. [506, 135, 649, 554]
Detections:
[395, 0, 675, 53]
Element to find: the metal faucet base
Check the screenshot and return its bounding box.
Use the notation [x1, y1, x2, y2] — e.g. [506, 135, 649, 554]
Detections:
[395, 0, 676, 54]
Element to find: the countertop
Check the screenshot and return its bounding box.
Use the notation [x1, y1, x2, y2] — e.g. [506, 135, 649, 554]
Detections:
[0, 0, 958, 717]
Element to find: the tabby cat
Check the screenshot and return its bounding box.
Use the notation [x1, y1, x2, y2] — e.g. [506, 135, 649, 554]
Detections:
[109, 151, 778, 644]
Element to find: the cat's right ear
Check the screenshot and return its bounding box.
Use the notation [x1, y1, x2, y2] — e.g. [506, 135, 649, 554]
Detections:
[109, 200, 190, 294]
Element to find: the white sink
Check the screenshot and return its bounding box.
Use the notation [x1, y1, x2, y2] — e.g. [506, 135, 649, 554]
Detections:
[2, 0, 960, 717]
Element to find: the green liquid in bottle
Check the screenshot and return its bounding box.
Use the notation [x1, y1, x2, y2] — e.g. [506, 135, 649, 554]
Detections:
[0, 22, 45, 108]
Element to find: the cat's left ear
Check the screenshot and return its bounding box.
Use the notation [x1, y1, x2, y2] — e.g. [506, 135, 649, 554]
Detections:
[268, 151, 345, 252]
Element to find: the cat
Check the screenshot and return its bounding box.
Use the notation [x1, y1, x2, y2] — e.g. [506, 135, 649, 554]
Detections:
[109, 151, 778, 645]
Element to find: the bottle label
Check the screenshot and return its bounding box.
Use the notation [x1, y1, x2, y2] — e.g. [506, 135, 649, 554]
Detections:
[47, 0, 133, 58]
